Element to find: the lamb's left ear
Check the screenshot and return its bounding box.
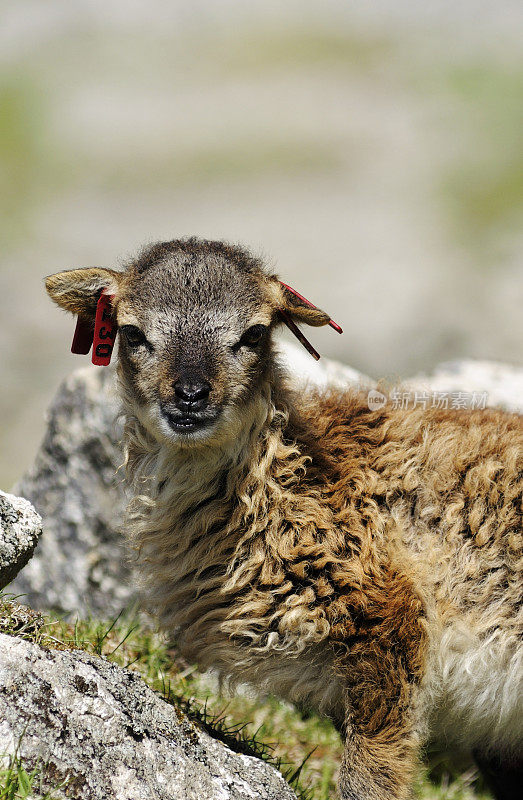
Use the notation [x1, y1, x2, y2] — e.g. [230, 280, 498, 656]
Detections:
[45, 267, 124, 316]
[273, 279, 333, 328]
[267, 277, 342, 360]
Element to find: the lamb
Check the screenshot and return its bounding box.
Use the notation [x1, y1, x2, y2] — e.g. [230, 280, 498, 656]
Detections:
[46, 237, 522, 800]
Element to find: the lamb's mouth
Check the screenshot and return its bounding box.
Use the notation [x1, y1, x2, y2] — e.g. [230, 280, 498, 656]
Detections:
[161, 409, 217, 435]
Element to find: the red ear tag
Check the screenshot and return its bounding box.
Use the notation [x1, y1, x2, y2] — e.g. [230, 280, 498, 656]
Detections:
[278, 280, 343, 360]
[278, 309, 321, 361]
[71, 316, 94, 355]
[92, 291, 116, 366]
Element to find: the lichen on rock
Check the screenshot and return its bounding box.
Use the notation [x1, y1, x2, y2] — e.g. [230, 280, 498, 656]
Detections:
[0, 490, 42, 590]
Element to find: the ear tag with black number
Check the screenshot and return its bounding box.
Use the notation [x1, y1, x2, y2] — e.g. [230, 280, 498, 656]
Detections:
[91, 291, 116, 366]
[278, 281, 343, 360]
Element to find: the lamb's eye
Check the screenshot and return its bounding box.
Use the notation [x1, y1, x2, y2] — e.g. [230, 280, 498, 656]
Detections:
[238, 325, 267, 348]
[120, 325, 148, 348]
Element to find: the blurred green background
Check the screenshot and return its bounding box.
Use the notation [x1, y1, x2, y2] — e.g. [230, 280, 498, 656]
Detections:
[1, 1, 522, 489]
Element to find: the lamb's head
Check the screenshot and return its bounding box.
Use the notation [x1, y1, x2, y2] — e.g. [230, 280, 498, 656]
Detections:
[46, 238, 333, 447]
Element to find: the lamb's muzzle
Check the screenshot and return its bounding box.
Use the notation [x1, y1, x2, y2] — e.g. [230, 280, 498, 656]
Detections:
[45, 236, 523, 800]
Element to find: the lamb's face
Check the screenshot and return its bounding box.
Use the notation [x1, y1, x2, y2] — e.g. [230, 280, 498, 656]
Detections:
[116, 247, 276, 445]
[45, 238, 333, 447]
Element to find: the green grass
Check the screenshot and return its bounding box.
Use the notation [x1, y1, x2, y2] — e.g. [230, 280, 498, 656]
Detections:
[0, 753, 47, 800]
[0, 747, 67, 800]
[0, 598, 492, 800]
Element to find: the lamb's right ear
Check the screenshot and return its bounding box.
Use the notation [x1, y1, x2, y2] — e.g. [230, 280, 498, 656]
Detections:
[45, 267, 123, 316]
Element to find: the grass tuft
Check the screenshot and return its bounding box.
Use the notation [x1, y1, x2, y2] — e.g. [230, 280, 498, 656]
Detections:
[0, 737, 68, 800]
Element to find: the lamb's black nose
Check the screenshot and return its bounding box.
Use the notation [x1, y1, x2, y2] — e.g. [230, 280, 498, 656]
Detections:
[174, 380, 210, 410]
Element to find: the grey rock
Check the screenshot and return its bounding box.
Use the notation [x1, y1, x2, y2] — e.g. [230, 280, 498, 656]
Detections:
[0, 632, 297, 800]
[11, 365, 131, 616]
[0, 491, 42, 590]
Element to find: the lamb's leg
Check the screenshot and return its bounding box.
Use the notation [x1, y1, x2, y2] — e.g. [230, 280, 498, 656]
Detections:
[336, 656, 422, 800]
[474, 751, 523, 800]
[338, 723, 419, 800]
[334, 586, 426, 800]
